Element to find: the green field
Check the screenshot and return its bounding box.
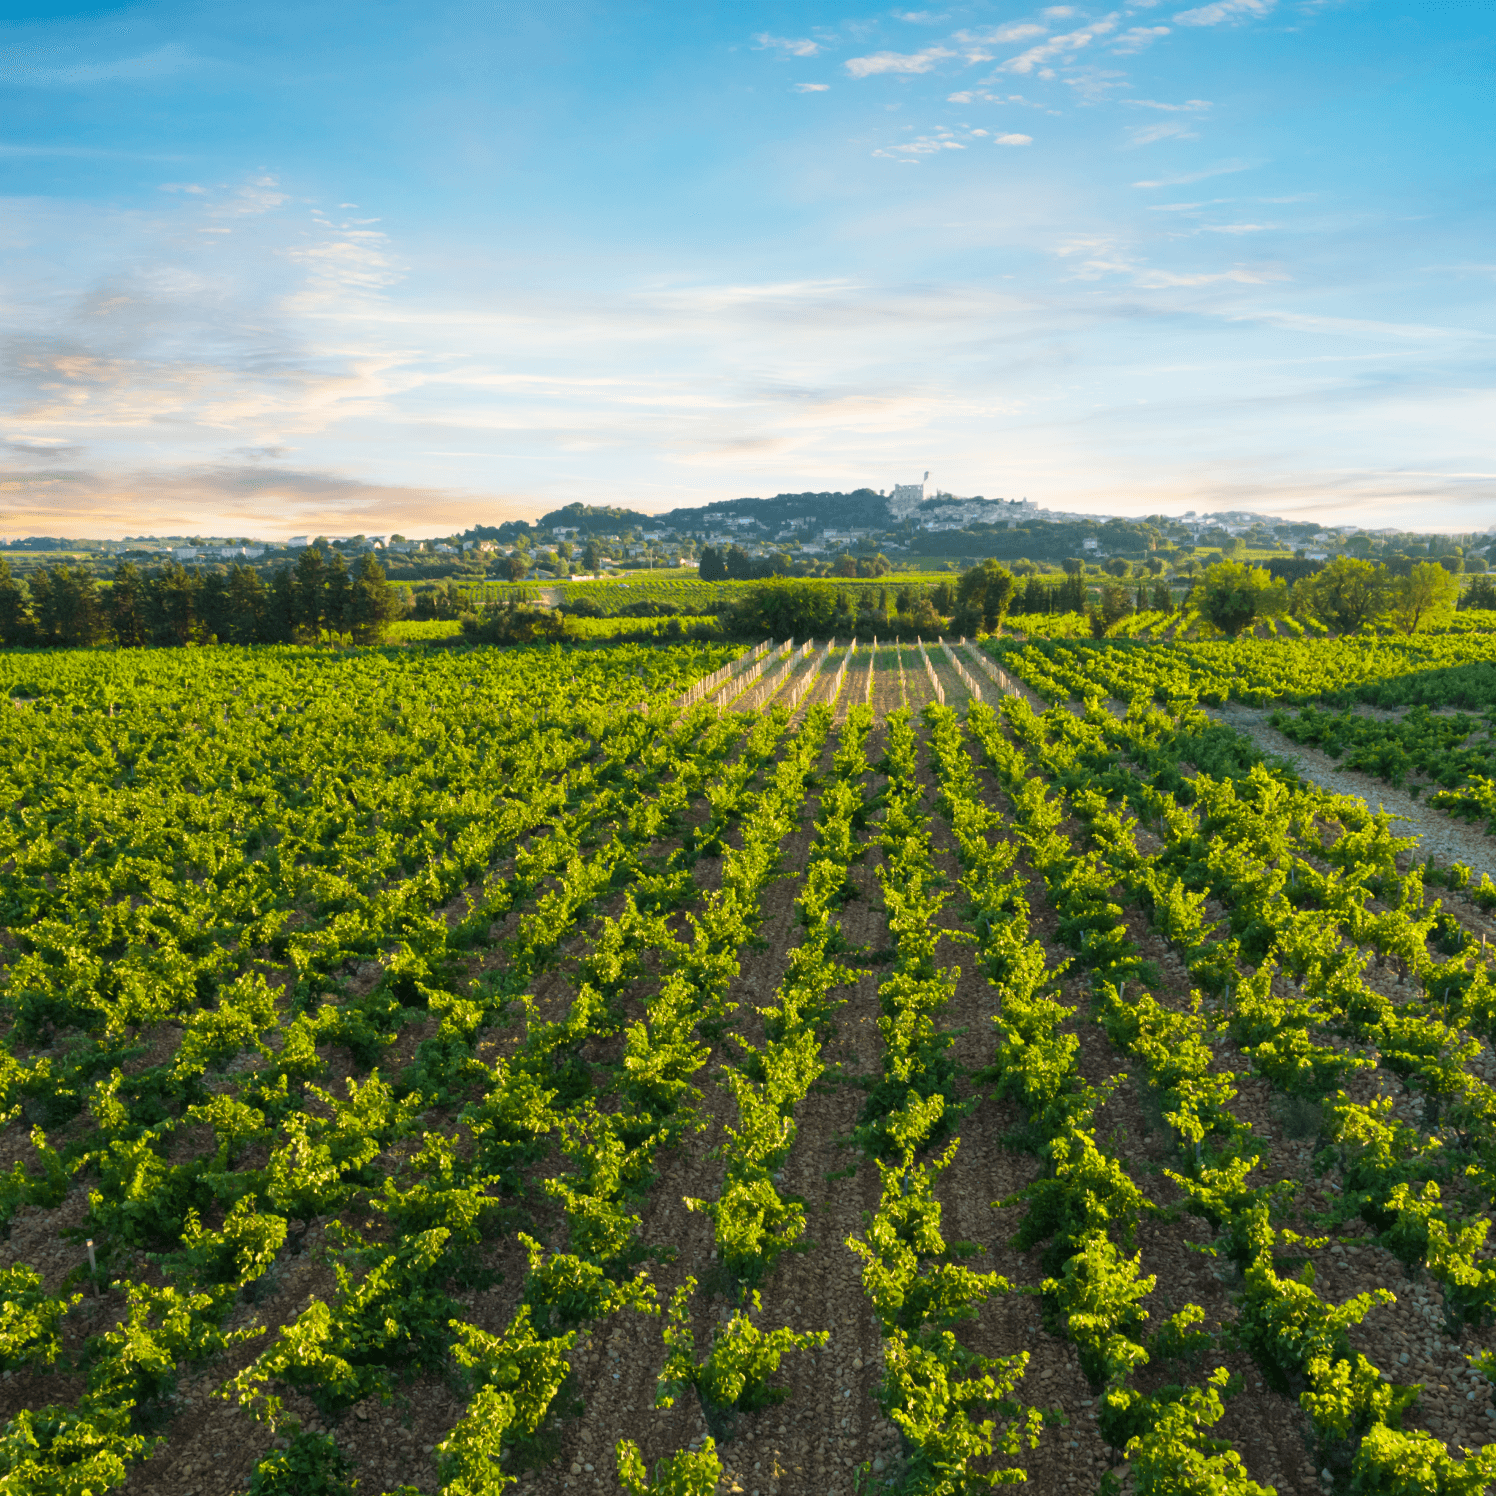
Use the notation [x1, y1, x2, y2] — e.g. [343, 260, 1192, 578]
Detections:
[5, 629, 1496, 1496]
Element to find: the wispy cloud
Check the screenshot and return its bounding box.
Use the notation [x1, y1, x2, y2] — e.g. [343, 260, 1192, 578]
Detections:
[205, 175, 290, 221]
[159, 182, 207, 194]
[873, 131, 968, 158]
[1054, 232, 1286, 289]
[5, 438, 84, 459]
[1173, 0, 1274, 25]
[1133, 159, 1256, 187]
[996, 133, 1034, 145]
[1124, 98, 1211, 112]
[846, 46, 956, 77]
[794, 82, 830, 92]
[1134, 264, 1287, 286]
[1227, 308, 1491, 341]
[2, 42, 195, 87]
[953, 23, 1047, 44]
[1113, 25, 1170, 52]
[999, 18, 1120, 75]
[891, 9, 944, 20]
[1201, 222, 1268, 233]
[285, 216, 401, 296]
[1126, 117, 1202, 146]
[752, 33, 822, 57]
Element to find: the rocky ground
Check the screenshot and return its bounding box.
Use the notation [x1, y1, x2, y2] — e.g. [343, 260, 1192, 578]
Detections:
[1207, 703, 1496, 887]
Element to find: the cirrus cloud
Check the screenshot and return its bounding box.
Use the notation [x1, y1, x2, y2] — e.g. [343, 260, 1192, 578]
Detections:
[1173, 0, 1273, 25]
[846, 45, 956, 77]
[1113, 25, 1170, 52]
[752, 33, 821, 56]
[999, 18, 1120, 75]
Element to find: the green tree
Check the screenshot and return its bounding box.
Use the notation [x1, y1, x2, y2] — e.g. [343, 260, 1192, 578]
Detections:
[100, 563, 144, 646]
[225, 564, 268, 644]
[730, 580, 837, 639]
[461, 598, 574, 645]
[1090, 583, 1133, 637]
[347, 553, 399, 644]
[1188, 561, 1286, 638]
[31, 565, 107, 647]
[1391, 560, 1459, 634]
[1304, 557, 1390, 633]
[324, 552, 352, 641]
[145, 563, 203, 645]
[1463, 575, 1496, 611]
[0, 559, 35, 646]
[582, 539, 602, 573]
[266, 567, 297, 644]
[954, 560, 1017, 635]
[293, 546, 328, 643]
[1057, 570, 1088, 613]
[503, 552, 529, 582]
[199, 570, 233, 643]
[415, 580, 465, 620]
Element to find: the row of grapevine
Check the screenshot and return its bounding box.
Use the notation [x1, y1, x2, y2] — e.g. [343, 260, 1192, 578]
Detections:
[961, 640, 1016, 697]
[1269, 704, 1496, 793]
[827, 638, 855, 708]
[723, 640, 791, 705]
[846, 709, 1043, 1488]
[234, 698, 820, 1490]
[784, 639, 833, 713]
[623, 706, 882, 1483]
[939, 640, 982, 702]
[913, 639, 944, 706]
[946, 701, 1260, 1492]
[737, 641, 813, 714]
[977, 692, 1496, 1488]
[0, 645, 756, 1491]
[985, 633, 1496, 711]
[672, 643, 762, 712]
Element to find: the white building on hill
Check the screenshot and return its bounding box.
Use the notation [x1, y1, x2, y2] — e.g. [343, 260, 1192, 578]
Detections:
[886, 474, 929, 519]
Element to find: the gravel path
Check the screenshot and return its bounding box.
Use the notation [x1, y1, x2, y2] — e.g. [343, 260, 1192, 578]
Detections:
[1210, 703, 1496, 885]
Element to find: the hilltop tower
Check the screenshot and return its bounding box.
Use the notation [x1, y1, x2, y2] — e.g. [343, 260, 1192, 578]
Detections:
[887, 474, 927, 520]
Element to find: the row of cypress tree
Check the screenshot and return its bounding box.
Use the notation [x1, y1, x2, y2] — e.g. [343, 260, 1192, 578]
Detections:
[0, 547, 399, 649]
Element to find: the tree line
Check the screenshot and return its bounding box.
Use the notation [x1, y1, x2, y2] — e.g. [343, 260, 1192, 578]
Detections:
[0, 548, 400, 648]
[1189, 556, 1474, 637]
[697, 543, 893, 582]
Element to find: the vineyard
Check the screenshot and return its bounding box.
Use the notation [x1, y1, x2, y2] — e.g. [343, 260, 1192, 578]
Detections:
[7, 630, 1496, 1496]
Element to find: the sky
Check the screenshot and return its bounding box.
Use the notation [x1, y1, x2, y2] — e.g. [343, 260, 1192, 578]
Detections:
[0, 0, 1492, 540]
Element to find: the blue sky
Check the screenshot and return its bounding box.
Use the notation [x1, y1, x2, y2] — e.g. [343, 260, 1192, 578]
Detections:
[1, 0, 1491, 538]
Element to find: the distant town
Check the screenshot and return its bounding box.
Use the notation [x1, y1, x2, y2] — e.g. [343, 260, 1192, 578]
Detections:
[2, 479, 1491, 584]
